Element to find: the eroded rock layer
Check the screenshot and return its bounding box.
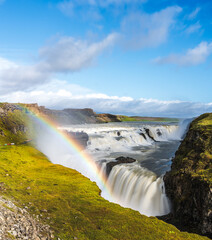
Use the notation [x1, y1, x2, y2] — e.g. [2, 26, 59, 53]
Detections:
[164, 113, 212, 237]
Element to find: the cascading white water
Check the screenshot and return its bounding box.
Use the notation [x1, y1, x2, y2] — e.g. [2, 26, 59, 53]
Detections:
[104, 164, 170, 216]
[37, 121, 189, 217]
[60, 124, 181, 155]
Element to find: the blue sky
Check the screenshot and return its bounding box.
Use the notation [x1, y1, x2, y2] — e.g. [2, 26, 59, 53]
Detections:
[0, 0, 212, 117]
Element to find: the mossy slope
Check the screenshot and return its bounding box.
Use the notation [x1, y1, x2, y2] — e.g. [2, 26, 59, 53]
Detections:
[164, 113, 212, 237]
[0, 103, 32, 144]
[0, 145, 208, 240]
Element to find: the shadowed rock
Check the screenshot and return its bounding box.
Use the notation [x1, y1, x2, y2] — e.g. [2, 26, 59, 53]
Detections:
[106, 156, 136, 177]
[144, 128, 156, 142]
[164, 113, 212, 238]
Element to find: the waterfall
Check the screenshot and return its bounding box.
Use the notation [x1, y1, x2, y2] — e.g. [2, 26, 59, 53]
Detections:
[37, 121, 188, 217]
[60, 123, 181, 155]
[103, 164, 170, 217]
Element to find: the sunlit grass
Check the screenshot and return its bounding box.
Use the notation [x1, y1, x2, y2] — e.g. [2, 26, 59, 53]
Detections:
[0, 144, 208, 239]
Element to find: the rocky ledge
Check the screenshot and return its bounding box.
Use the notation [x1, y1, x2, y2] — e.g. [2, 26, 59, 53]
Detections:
[164, 113, 212, 238]
[106, 156, 136, 176]
[0, 196, 53, 240]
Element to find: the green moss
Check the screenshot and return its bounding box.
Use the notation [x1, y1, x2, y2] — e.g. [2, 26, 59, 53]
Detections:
[169, 113, 212, 186]
[0, 145, 208, 240]
[0, 109, 33, 145]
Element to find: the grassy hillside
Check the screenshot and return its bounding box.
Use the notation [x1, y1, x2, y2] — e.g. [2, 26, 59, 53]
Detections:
[164, 113, 212, 236]
[0, 144, 209, 240]
[0, 109, 31, 144]
[166, 113, 212, 185]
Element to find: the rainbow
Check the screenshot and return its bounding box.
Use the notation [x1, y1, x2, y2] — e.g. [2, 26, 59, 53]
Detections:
[20, 104, 113, 199]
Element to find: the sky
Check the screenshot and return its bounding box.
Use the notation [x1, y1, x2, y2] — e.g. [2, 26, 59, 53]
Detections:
[0, 0, 212, 117]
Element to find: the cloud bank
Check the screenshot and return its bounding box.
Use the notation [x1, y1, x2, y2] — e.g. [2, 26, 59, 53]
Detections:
[0, 33, 118, 93]
[154, 41, 212, 66]
[1, 80, 211, 118]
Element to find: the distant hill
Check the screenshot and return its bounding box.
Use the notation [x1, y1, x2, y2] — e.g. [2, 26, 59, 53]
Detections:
[117, 115, 179, 122]
[0, 102, 179, 125]
[18, 103, 178, 125]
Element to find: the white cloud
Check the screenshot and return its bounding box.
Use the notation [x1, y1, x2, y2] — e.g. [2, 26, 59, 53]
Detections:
[188, 7, 200, 20]
[0, 61, 50, 92]
[1, 80, 212, 118]
[154, 41, 212, 66]
[0, 34, 118, 94]
[39, 33, 118, 72]
[185, 22, 201, 35]
[121, 6, 182, 49]
[0, 57, 17, 70]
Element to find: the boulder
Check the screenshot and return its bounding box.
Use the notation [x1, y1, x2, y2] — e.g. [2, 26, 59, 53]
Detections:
[106, 156, 136, 176]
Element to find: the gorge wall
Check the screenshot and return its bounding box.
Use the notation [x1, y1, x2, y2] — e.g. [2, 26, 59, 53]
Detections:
[164, 113, 212, 238]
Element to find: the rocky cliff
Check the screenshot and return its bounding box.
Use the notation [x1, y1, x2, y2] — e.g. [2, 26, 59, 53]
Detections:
[21, 103, 121, 124]
[0, 103, 91, 147]
[164, 113, 212, 238]
[0, 103, 30, 144]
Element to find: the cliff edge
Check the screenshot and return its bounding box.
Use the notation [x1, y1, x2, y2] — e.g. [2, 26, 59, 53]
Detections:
[164, 113, 212, 237]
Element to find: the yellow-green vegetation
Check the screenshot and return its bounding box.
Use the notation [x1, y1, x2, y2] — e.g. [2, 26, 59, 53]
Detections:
[197, 112, 212, 128]
[0, 108, 32, 145]
[0, 144, 209, 240]
[164, 113, 212, 236]
[171, 113, 212, 186]
[118, 115, 179, 122]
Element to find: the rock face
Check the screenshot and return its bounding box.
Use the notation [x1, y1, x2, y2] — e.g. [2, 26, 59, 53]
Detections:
[20, 103, 121, 125]
[0, 196, 53, 240]
[96, 113, 121, 123]
[106, 156, 136, 176]
[0, 103, 22, 115]
[0, 103, 30, 144]
[164, 113, 212, 237]
[0, 103, 121, 147]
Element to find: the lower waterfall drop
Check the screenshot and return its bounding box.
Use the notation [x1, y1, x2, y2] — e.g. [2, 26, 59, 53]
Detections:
[106, 164, 171, 216]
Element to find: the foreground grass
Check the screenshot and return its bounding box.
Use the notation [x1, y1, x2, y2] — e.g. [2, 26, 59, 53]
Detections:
[0, 145, 208, 240]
